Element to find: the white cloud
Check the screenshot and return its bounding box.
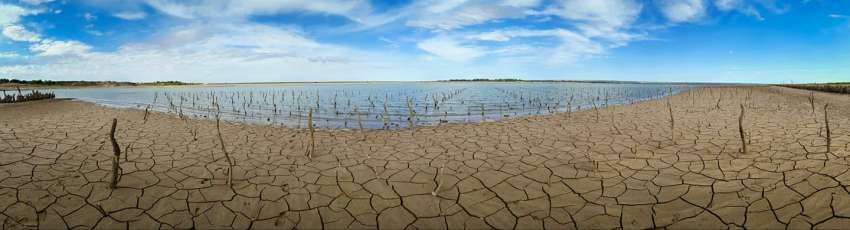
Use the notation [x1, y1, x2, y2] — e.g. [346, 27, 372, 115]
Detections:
[30, 40, 92, 56]
[113, 11, 146, 20]
[84, 12, 97, 21]
[0, 52, 21, 58]
[466, 28, 605, 64]
[0, 3, 31, 26]
[658, 0, 707, 23]
[714, 0, 762, 20]
[544, 0, 641, 39]
[501, 0, 542, 8]
[417, 35, 485, 61]
[405, 0, 540, 30]
[0, 3, 93, 57]
[114, 0, 369, 20]
[0, 22, 418, 82]
[19, 0, 54, 5]
[2, 25, 41, 42]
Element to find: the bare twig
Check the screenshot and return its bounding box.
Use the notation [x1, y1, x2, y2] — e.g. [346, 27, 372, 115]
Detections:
[109, 119, 122, 189]
[825, 103, 831, 153]
[738, 104, 747, 154]
[406, 96, 416, 134]
[215, 108, 234, 185]
[667, 99, 675, 141]
[307, 108, 315, 158]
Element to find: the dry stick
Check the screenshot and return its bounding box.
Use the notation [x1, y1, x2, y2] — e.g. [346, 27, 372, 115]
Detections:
[738, 104, 747, 154]
[383, 95, 389, 130]
[142, 105, 150, 123]
[809, 92, 816, 114]
[215, 112, 234, 185]
[667, 99, 675, 141]
[307, 108, 316, 158]
[432, 161, 445, 196]
[715, 95, 722, 110]
[825, 103, 831, 153]
[109, 118, 121, 189]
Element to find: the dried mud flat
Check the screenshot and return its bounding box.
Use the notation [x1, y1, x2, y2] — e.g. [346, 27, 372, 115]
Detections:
[1, 86, 849, 229]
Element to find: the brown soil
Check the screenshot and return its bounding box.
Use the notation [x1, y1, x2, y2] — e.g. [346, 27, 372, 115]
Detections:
[1, 86, 848, 229]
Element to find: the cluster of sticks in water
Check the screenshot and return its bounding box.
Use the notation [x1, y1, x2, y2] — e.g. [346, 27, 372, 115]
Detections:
[0, 87, 55, 103]
[143, 86, 683, 129]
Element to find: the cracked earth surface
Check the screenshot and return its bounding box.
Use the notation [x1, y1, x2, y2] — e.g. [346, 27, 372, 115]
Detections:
[1, 86, 850, 229]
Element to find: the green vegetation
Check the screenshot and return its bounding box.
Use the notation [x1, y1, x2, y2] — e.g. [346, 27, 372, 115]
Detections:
[444, 78, 526, 82]
[780, 83, 850, 94]
[0, 78, 196, 87]
[140, 81, 196, 86]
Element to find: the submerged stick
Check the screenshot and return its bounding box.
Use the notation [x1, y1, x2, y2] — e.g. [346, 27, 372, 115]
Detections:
[355, 106, 365, 140]
[109, 119, 121, 189]
[307, 108, 315, 158]
[406, 96, 416, 134]
[738, 104, 746, 154]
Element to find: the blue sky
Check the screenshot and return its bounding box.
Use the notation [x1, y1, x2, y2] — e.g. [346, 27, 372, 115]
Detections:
[0, 0, 848, 83]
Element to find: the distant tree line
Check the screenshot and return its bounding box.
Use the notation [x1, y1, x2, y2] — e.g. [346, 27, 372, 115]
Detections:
[444, 78, 527, 82]
[780, 83, 850, 94]
[0, 78, 195, 87]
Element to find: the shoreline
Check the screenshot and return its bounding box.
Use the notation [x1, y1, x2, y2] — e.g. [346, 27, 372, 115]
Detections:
[49, 86, 688, 131]
[1, 85, 848, 229]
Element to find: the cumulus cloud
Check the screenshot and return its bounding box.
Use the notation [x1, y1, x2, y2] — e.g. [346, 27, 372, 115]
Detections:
[0, 3, 93, 57]
[0, 23, 413, 82]
[2, 25, 41, 42]
[0, 3, 32, 25]
[30, 40, 92, 56]
[545, 0, 641, 37]
[658, 0, 707, 23]
[0, 0, 813, 81]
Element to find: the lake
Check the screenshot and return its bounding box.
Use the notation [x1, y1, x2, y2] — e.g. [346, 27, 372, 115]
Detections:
[48, 82, 692, 129]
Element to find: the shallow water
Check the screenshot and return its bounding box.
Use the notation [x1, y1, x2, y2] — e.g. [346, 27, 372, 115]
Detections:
[49, 82, 692, 129]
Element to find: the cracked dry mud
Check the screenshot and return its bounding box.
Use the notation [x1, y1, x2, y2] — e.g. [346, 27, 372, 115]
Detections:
[1, 86, 850, 229]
